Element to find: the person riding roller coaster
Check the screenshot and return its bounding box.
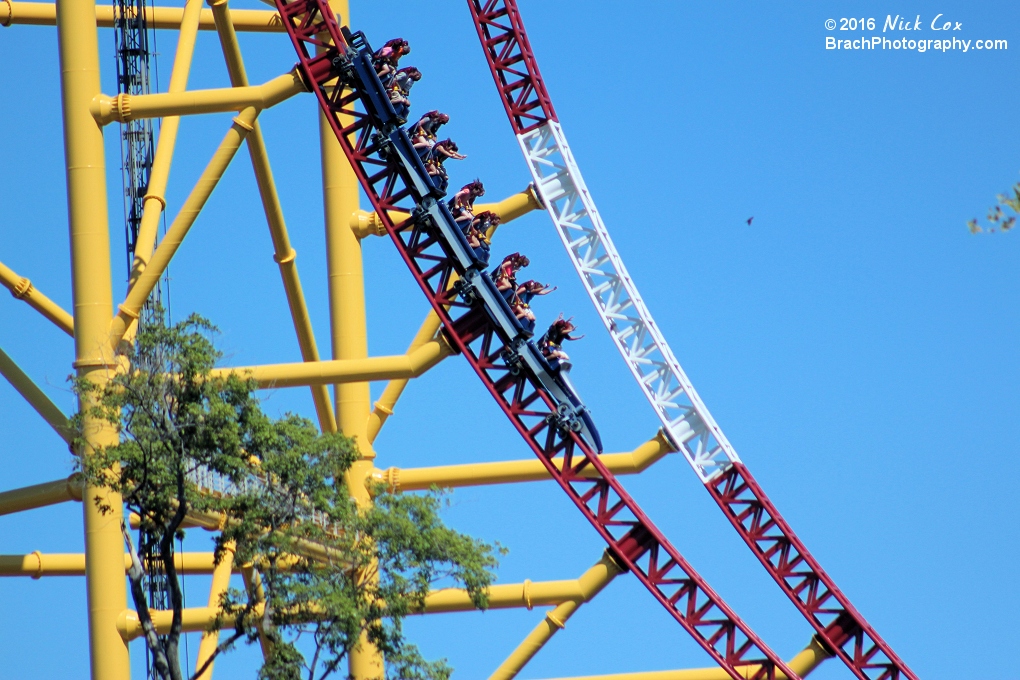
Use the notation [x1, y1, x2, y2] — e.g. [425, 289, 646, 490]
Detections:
[407, 110, 449, 159]
[539, 316, 583, 371]
[464, 211, 499, 265]
[423, 139, 465, 193]
[448, 180, 485, 229]
[388, 66, 421, 123]
[509, 279, 556, 333]
[373, 38, 409, 84]
[491, 252, 529, 301]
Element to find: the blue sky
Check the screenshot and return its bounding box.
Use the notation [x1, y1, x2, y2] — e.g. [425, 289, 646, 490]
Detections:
[1, 1, 1018, 678]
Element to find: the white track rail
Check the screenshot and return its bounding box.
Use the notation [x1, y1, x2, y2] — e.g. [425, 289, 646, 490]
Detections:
[518, 122, 738, 482]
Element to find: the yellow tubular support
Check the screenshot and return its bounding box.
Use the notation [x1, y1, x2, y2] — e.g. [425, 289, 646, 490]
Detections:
[365, 313, 442, 442]
[90, 70, 306, 125]
[0, 260, 75, 335]
[194, 542, 236, 680]
[129, 0, 203, 291]
[117, 567, 616, 639]
[110, 106, 260, 346]
[58, 0, 129, 672]
[374, 431, 674, 492]
[0, 552, 228, 577]
[350, 184, 542, 239]
[532, 637, 833, 680]
[209, 338, 454, 388]
[0, 476, 81, 516]
[489, 552, 623, 680]
[209, 0, 336, 432]
[0, 347, 74, 443]
[241, 566, 272, 659]
[0, 2, 284, 30]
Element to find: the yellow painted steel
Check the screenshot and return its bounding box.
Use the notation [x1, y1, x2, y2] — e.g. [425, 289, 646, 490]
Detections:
[366, 313, 442, 442]
[350, 185, 542, 239]
[209, 0, 337, 433]
[532, 638, 833, 680]
[490, 552, 623, 680]
[208, 339, 452, 388]
[0, 260, 75, 335]
[374, 431, 674, 492]
[129, 0, 203, 291]
[241, 566, 273, 658]
[90, 70, 306, 125]
[1, 1, 284, 30]
[0, 552, 227, 577]
[0, 475, 81, 517]
[110, 106, 260, 346]
[56, 0, 130, 674]
[0, 347, 74, 443]
[118, 569, 613, 639]
[194, 542, 236, 680]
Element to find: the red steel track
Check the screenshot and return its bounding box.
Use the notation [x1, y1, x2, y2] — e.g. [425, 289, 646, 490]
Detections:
[467, 2, 918, 679]
[272, 0, 802, 677]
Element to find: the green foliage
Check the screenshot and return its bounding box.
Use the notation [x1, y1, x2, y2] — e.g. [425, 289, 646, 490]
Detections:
[968, 180, 1020, 234]
[72, 310, 500, 680]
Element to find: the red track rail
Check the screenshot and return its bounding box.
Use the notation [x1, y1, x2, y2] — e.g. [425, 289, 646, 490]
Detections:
[466, 2, 919, 679]
[272, 1, 799, 678]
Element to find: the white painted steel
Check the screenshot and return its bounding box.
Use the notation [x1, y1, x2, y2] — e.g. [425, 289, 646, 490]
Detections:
[517, 121, 739, 482]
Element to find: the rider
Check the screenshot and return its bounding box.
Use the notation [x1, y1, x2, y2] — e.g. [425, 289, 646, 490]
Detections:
[448, 180, 485, 230]
[388, 66, 421, 122]
[373, 38, 410, 84]
[509, 279, 555, 332]
[538, 316, 583, 371]
[465, 211, 499, 264]
[423, 139, 466, 193]
[407, 110, 449, 159]
[491, 252, 530, 301]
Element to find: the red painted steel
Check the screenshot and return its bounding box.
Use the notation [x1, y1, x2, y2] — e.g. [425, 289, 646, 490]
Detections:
[468, 0, 556, 133]
[271, 1, 798, 678]
[465, 1, 919, 679]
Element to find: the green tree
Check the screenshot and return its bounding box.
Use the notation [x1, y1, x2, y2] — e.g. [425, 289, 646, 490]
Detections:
[968, 179, 1020, 234]
[72, 312, 500, 680]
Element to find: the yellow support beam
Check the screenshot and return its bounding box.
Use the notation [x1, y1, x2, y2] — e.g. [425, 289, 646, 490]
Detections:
[350, 184, 542, 239]
[0, 552, 227, 577]
[209, 0, 336, 433]
[0, 1, 284, 31]
[0, 475, 81, 516]
[110, 106, 260, 347]
[209, 338, 453, 388]
[194, 542, 236, 680]
[532, 638, 833, 680]
[57, 0, 130, 672]
[0, 347, 74, 444]
[0, 260, 75, 335]
[117, 568, 616, 639]
[90, 69, 306, 125]
[374, 431, 674, 492]
[366, 313, 441, 442]
[490, 552, 623, 680]
[128, 0, 203, 295]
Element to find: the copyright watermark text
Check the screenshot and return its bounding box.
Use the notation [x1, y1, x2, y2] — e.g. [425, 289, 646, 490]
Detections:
[822, 14, 1007, 53]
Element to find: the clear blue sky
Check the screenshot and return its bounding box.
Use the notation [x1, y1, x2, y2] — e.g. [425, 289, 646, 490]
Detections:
[1, 1, 1018, 678]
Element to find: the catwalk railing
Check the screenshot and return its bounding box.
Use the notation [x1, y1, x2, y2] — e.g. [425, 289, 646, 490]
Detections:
[467, 2, 917, 679]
